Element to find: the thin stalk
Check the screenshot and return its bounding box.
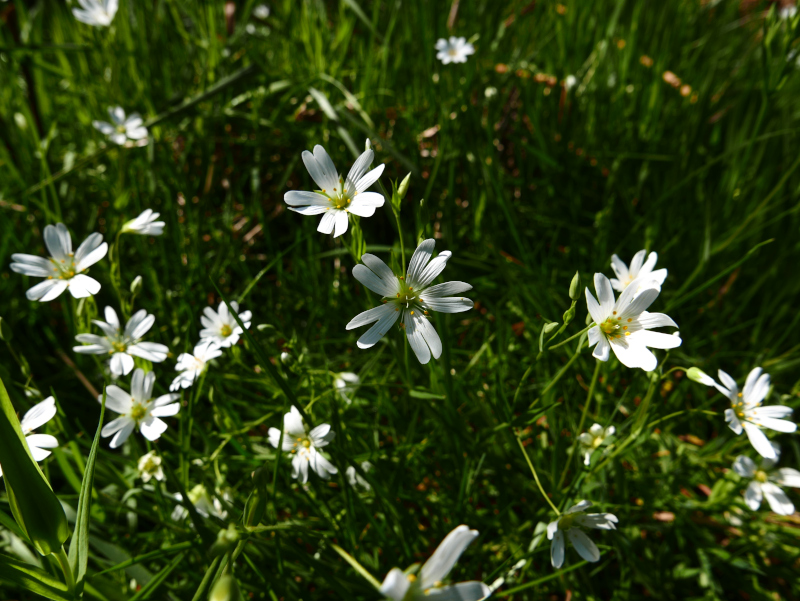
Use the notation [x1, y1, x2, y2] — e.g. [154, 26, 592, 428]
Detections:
[526, 340, 585, 411]
[516, 435, 559, 516]
[55, 546, 75, 594]
[545, 323, 592, 353]
[557, 361, 600, 489]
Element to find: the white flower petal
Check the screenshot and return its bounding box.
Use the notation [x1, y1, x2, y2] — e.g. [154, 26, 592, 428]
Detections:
[26, 279, 68, 302]
[550, 529, 565, 568]
[567, 528, 601, 563]
[419, 525, 479, 588]
[742, 422, 777, 459]
[333, 210, 349, 238]
[379, 568, 410, 601]
[356, 305, 401, 349]
[407, 239, 436, 287]
[732, 456, 756, 478]
[317, 210, 337, 235]
[743, 481, 762, 510]
[68, 274, 102, 298]
[20, 397, 57, 432]
[761, 482, 793, 515]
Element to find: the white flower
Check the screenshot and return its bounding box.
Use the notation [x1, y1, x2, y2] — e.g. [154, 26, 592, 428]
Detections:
[346, 461, 373, 490]
[72, 0, 117, 26]
[585, 273, 681, 371]
[0, 397, 58, 478]
[10, 223, 108, 302]
[93, 107, 148, 146]
[733, 444, 800, 516]
[100, 369, 180, 449]
[547, 501, 618, 569]
[170, 340, 223, 391]
[609, 250, 667, 294]
[564, 75, 578, 90]
[435, 37, 475, 65]
[347, 239, 474, 364]
[577, 423, 615, 466]
[268, 406, 338, 483]
[334, 372, 360, 403]
[171, 485, 229, 521]
[137, 451, 165, 483]
[699, 367, 796, 459]
[380, 525, 490, 601]
[780, 5, 798, 19]
[122, 209, 165, 236]
[284, 144, 385, 238]
[199, 301, 252, 349]
[74, 307, 169, 377]
[253, 4, 270, 18]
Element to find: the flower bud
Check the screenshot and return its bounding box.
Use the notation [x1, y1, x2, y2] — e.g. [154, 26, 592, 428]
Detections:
[209, 575, 242, 601]
[130, 275, 143, 295]
[280, 352, 292, 365]
[568, 272, 581, 301]
[562, 304, 576, 324]
[210, 524, 240, 557]
[397, 172, 412, 200]
[364, 138, 372, 152]
[243, 467, 269, 529]
[543, 322, 559, 334]
[687, 367, 716, 387]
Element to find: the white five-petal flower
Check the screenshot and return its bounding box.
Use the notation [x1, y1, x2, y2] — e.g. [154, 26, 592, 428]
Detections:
[122, 209, 165, 236]
[137, 451, 165, 483]
[586, 273, 681, 371]
[72, 0, 118, 26]
[697, 367, 795, 459]
[334, 372, 360, 404]
[10, 223, 108, 302]
[547, 501, 618, 569]
[347, 239, 473, 364]
[0, 397, 58, 478]
[380, 524, 490, 601]
[346, 461, 373, 490]
[93, 107, 148, 146]
[74, 307, 169, 377]
[170, 340, 223, 391]
[577, 423, 616, 466]
[100, 369, 180, 449]
[268, 406, 338, 484]
[435, 37, 476, 65]
[609, 249, 667, 294]
[284, 143, 385, 238]
[733, 444, 800, 516]
[199, 301, 252, 349]
[171, 484, 229, 521]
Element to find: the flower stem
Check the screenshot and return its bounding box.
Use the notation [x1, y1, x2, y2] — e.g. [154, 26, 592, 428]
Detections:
[516, 434, 560, 516]
[545, 323, 593, 353]
[55, 546, 75, 594]
[557, 361, 600, 489]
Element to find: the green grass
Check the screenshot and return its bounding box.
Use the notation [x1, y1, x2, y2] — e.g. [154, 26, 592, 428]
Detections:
[1, 0, 800, 599]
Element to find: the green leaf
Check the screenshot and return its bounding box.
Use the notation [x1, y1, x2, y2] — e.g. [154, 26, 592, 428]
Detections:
[409, 389, 446, 400]
[0, 553, 72, 601]
[0, 375, 69, 556]
[68, 387, 106, 595]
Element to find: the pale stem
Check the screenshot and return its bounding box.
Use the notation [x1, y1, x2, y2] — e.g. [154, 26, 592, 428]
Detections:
[55, 546, 75, 593]
[557, 361, 601, 489]
[516, 435, 560, 516]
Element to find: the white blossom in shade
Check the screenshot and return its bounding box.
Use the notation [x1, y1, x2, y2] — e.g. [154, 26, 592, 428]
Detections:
[380, 525, 490, 601]
[284, 143, 385, 238]
[100, 369, 180, 449]
[92, 107, 148, 146]
[435, 37, 476, 64]
[564, 75, 578, 90]
[585, 273, 681, 372]
[577, 423, 615, 466]
[547, 501, 618, 569]
[267, 406, 338, 484]
[346, 461, 373, 490]
[0, 397, 58, 479]
[169, 340, 223, 391]
[347, 239, 474, 364]
[733, 444, 800, 516]
[10, 223, 108, 302]
[171, 485, 229, 521]
[122, 209, 165, 236]
[609, 250, 668, 294]
[199, 301, 252, 349]
[74, 307, 169, 377]
[72, 0, 118, 26]
[780, 5, 798, 19]
[137, 451, 165, 483]
[334, 372, 360, 403]
[253, 4, 270, 18]
[698, 367, 796, 460]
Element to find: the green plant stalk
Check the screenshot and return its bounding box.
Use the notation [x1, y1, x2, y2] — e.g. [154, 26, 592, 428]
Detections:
[516, 435, 559, 516]
[55, 547, 75, 594]
[557, 361, 601, 489]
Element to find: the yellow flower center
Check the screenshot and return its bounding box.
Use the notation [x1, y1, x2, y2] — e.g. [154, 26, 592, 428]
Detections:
[755, 470, 768, 483]
[112, 341, 127, 353]
[116, 124, 127, 134]
[130, 403, 147, 422]
[220, 324, 233, 337]
[558, 513, 577, 530]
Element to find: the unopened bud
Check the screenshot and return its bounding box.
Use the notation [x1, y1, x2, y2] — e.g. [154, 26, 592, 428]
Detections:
[210, 523, 240, 557]
[364, 138, 372, 152]
[244, 468, 269, 529]
[687, 367, 716, 387]
[397, 172, 411, 200]
[563, 304, 576, 324]
[209, 575, 242, 601]
[130, 275, 143, 295]
[568, 272, 581, 301]
[543, 322, 559, 334]
[280, 352, 292, 365]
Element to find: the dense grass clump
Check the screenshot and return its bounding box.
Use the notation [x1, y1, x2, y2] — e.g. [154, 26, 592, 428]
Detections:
[1, 1, 799, 600]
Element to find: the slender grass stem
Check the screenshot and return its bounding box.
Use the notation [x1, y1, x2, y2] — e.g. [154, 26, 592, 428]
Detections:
[557, 361, 600, 489]
[516, 435, 560, 516]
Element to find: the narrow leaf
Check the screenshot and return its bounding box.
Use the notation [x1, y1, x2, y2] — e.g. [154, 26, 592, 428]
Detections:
[0, 553, 72, 601]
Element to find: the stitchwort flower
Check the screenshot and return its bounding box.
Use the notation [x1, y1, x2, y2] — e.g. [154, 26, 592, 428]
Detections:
[435, 37, 476, 64]
[10, 223, 108, 302]
[137, 451, 165, 483]
[268, 406, 337, 483]
[0, 397, 58, 479]
[73, 307, 169, 377]
[284, 143, 385, 238]
[380, 524, 490, 601]
[733, 443, 800, 516]
[347, 239, 473, 364]
[199, 301, 252, 349]
[72, 0, 117, 26]
[122, 209, 165, 236]
[93, 107, 148, 146]
[577, 423, 616, 466]
[586, 273, 681, 371]
[100, 369, 180, 449]
[170, 340, 223, 391]
[547, 501, 618, 568]
[609, 249, 667, 293]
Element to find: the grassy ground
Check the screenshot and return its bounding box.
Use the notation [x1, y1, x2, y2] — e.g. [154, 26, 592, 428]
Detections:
[1, 0, 800, 599]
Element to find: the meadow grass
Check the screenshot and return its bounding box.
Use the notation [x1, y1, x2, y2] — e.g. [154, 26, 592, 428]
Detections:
[1, 0, 800, 599]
